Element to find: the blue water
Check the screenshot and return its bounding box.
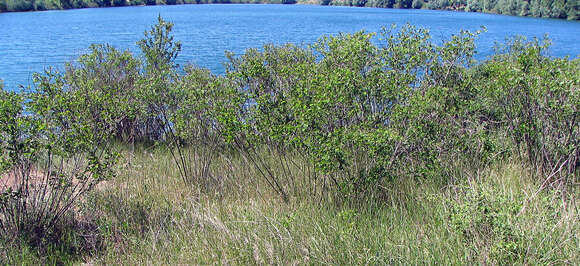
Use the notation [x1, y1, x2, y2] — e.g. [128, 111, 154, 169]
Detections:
[1, 4, 579, 90]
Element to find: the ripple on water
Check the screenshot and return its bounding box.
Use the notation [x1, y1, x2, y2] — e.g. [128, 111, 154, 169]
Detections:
[1, 4, 579, 90]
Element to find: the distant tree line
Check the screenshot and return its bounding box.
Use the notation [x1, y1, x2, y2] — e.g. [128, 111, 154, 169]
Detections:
[0, 0, 297, 13]
[343, 0, 580, 20]
[322, 0, 579, 20]
[0, 0, 578, 20]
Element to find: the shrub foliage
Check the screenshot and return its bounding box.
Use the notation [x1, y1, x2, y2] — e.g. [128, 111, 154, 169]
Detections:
[0, 18, 578, 256]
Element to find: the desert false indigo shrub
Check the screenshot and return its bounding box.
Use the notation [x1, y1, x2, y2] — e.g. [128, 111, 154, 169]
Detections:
[476, 37, 579, 187]
[64, 44, 143, 142]
[0, 71, 118, 246]
[224, 43, 320, 201]
[165, 67, 236, 186]
[215, 25, 499, 202]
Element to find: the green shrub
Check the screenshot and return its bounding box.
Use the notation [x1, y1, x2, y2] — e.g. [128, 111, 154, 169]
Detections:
[0, 81, 117, 251]
[476, 37, 580, 184]
[216, 25, 505, 202]
[7, 18, 577, 209]
[449, 187, 525, 263]
[165, 66, 236, 185]
[64, 44, 145, 142]
[222, 43, 319, 201]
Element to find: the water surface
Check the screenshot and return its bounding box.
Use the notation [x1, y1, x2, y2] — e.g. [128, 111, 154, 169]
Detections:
[1, 4, 579, 90]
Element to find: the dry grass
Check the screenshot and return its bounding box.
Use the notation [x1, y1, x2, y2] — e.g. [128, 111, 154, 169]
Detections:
[66, 147, 579, 265]
[2, 145, 577, 264]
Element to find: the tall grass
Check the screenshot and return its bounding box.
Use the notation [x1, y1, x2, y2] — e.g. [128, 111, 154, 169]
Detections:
[1, 20, 578, 264]
[14, 146, 568, 265]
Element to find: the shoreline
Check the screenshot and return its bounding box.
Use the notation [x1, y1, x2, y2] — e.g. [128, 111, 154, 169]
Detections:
[1, 2, 578, 21]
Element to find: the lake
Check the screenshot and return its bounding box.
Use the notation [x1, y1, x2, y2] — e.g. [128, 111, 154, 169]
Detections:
[1, 4, 579, 90]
